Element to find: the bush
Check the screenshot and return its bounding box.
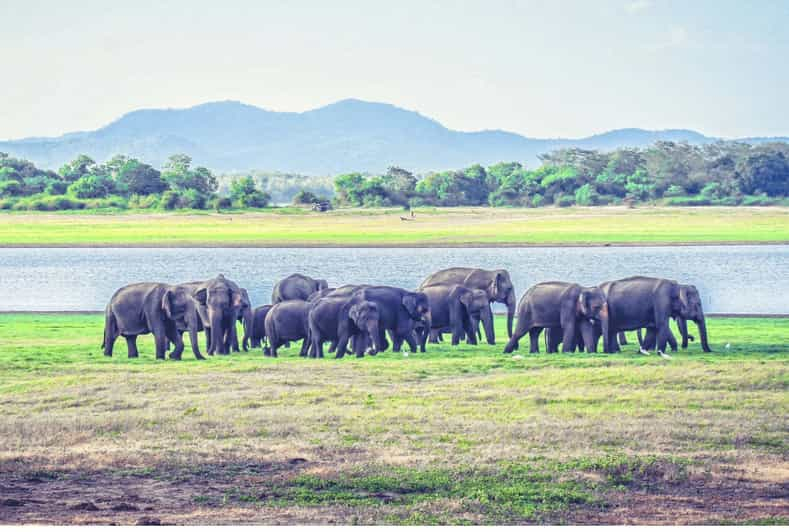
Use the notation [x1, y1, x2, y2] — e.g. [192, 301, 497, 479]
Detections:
[0, 198, 15, 209]
[741, 194, 776, 206]
[178, 189, 208, 209]
[664, 195, 712, 206]
[128, 194, 160, 209]
[44, 180, 68, 195]
[530, 194, 546, 208]
[574, 183, 600, 206]
[161, 190, 180, 210]
[67, 174, 115, 198]
[293, 189, 320, 205]
[664, 184, 685, 197]
[0, 180, 23, 196]
[213, 197, 233, 210]
[555, 194, 576, 207]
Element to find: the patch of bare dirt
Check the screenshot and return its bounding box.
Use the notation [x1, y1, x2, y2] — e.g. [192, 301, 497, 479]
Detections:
[569, 459, 789, 525]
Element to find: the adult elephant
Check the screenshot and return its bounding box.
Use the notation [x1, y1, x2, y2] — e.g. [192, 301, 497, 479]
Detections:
[272, 273, 329, 304]
[417, 284, 494, 351]
[344, 286, 430, 354]
[103, 282, 204, 360]
[181, 274, 243, 355]
[419, 267, 516, 340]
[600, 276, 702, 357]
[245, 304, 273, 350]
[308, 294, 383, 358]
[636, 283, 710, 352]
[263, 301, 311, 357]
[503, 282, 609, 354]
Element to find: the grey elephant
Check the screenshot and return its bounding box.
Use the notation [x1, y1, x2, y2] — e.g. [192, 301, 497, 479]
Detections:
[600, 276, 707, 356]
[419, 267, 516, 341]
[636, 283, 710, 352]
[181, 274, 244, 355]
[102, 282, 204, 360]
[272, 273, 329, 304]
[263, 300, 311, 357]
[343, 286, 430, 354]
[229, 286, 253, 352]
[245, 304, 273, 350]
[504, 281, 610, 354]
[417, 284, 494, 351]
[308, 294, 383, 358]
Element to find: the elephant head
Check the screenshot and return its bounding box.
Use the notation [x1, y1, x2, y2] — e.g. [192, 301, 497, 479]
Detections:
[576, 287, 610, 353]
[460, 288, 495, 345]
[315, 279, 329, 291]
[485, 270, 516, 339]
[348, 301, 382, 354]
[162, 285, 204, 358]
[403, 291, 431, 329]
[234, 288, 253, 351]
[194, 274, 237, 355]
[677, 284, 711, 352]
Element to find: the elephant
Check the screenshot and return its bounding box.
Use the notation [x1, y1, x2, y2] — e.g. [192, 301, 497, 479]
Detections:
[343, 286, 431, 354]
[308, 294, 383, 358]
[635, 284, 710, 352]
[599, 276, 703, 357]
[416, 284, 494, 351]
[263, 300, 311, 357]
[503, 281, 610, 354]
[419, 267, 516, 340]
[272, 273, 329, 304]
[229, 286, 252, 352]
[245, 304, 273, 350]
[102, 282, 204, 360]
[181, 274, 244, 355]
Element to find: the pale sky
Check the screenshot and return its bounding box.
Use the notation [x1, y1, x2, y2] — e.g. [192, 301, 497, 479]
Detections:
[1, 0, 787, 140]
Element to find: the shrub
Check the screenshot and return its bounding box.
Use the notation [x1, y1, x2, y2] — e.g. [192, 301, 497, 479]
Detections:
[178, 189, 208, 209]
[530, 194, 546, 208]
[213, 197, 233, 210]
[741, 194, 776, 206]
[128, 194, 160, 209]
[161, 190, 180, 210]
[664, 196, 712, 206]
[664, 184, 685, 197]
[0, 180, 23, 196]
[44, 180, 68, 195]
[574, 183, 600, 206]
[293, 189, 320, 205]
[0, 198, 15, 209]
[555, 194, 576, 207]
[67, 174, 115, 198]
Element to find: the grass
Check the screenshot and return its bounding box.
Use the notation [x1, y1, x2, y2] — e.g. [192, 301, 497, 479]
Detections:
[0, 313, 787, 524]
[0, 206, 787, 246]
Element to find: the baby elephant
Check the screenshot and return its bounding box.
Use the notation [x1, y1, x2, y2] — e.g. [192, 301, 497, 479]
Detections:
[245, 304, 273, 350]
[417, 284, 494, 351]
[504, 281, 610, 354]
[264, 300, 311, 357]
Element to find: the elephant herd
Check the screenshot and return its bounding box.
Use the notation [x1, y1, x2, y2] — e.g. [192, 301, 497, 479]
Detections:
[102, 268, 710, 361]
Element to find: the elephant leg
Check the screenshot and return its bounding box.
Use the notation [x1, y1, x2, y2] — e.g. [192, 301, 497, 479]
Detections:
[561, 322, 577, 353]
[528, 327, 542, 353]
[299, 338, 309, 357]
[641, 328, 656, 351]
[125, 335, 139, 358]
[677, 317, 690, 348]
[205, 328, 213, 355]
[377, 330, 389, 353]
[636, 328, 644, 348]
[428, 329, 440, 344]
[153, 331, 168, 360]
[404, 331, 417, 352]
[503, 312, 530, 354]
[168, 328, 184, 360]
[667, 328, 678, 352]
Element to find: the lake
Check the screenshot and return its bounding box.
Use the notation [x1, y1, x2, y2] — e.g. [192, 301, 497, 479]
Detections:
[0, 245, 787, 313]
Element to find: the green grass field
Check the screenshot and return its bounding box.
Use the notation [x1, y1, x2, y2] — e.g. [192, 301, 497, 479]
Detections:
[1, 206, 787, 246]
[1, 313, 786, 524]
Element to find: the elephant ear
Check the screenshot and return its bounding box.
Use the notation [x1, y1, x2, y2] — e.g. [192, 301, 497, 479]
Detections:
[402, 294, 418, 317]
[457, 287, 474, 309]
[194, 287, 208, 305]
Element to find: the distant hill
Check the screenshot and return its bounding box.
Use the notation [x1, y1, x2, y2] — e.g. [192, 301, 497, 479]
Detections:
[1, 99, 787, 174]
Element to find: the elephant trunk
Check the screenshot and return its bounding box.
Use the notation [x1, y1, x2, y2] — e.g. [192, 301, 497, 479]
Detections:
[505, 290, 516, 339]
[209, 313, 224, 355]
[696, 314, 711, 352]
[189, 327, 203, 359]
[480, 305, 495, 345]
[367, 322, 382, 354]
[600, 307, 611, 354]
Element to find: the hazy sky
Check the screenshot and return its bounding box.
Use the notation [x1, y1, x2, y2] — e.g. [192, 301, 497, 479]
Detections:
[1, 0, 787, 140]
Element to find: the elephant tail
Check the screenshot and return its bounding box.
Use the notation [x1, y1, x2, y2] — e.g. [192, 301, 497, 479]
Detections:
[102, 309, 117, 349]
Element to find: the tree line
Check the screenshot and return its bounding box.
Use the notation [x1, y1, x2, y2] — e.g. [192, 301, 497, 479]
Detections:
[1, 140, 787, 211]
[334, 141, 789, 208]
[0, 153, 270, 211]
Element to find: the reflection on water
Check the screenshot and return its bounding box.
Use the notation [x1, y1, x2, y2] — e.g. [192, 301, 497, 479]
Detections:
[0, 246, 787, 313]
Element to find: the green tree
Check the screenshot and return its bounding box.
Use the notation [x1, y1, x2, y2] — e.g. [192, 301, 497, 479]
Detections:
[116, 159, 167, 195]
[229, 176, 270, 208]
[67, 174, 115, 198]
[59, 155, 97, 183]
[736, 149, 789, 196]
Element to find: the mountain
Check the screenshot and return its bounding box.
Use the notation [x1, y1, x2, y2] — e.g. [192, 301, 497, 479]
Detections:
[1, 99, 787, 174]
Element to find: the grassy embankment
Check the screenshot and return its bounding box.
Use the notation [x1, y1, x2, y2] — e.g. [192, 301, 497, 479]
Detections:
[0, 313, 786, 524]
[0, 206, 788, 246]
